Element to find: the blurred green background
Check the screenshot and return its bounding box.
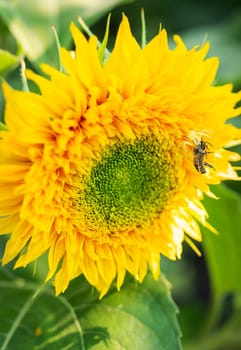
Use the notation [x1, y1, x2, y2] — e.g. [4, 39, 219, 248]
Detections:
[1, 0, 241, 349]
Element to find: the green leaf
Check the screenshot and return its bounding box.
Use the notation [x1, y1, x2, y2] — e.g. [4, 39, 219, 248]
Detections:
[76, 274, 182, 350]
[140, 8, 147, 48]
[0, 267, 182, 350]
[178, 184, 241, 349]
[98, 13, 111, 64]
[0, 49, 19, 76]
[0, 0, 132, 67]
[0, 121, 8, 131]
[202, 184, 241, 298]
[184, 293, 241, 350]
[0, 282, 85, 350]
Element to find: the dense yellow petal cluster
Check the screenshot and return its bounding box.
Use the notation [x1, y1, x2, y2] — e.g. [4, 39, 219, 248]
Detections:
[0, 15, 241, 297]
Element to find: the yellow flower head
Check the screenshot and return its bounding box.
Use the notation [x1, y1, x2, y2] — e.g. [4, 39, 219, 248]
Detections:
[1, 15, 241, 297]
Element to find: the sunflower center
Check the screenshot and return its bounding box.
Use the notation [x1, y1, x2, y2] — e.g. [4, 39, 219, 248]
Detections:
[78, 135, 173, 233]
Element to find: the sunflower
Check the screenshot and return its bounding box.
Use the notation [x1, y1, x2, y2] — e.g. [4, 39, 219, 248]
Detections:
[0, 15, 241, 297]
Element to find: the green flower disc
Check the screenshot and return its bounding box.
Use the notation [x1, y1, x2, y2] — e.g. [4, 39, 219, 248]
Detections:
[79, 136, 173, 232]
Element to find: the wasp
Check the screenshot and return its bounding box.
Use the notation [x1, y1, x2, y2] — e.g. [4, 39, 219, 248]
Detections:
[193, 140, 215, 174]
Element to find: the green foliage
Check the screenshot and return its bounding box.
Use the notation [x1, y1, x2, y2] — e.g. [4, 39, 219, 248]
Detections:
[178, 184, 241, 349]
[0, 50, 20, 76]
[0, 0, 131, 68]
[202, 184, 241, 298]
[79, 274, 181, 350]
[0, 269, 181, 350]
[98, 14, 111, 64]
[0, 121, 8, 130]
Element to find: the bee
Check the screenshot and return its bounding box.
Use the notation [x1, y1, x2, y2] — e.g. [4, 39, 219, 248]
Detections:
[193, 140, 215, 174]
